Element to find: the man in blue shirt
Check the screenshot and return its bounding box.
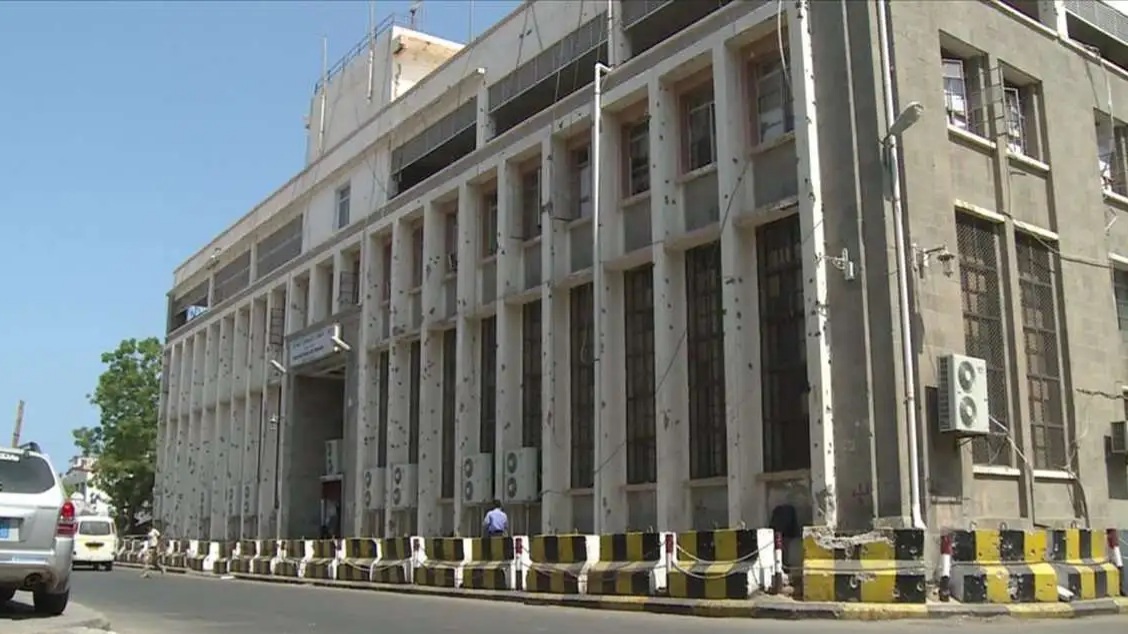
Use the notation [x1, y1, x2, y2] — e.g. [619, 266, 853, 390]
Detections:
[483, 499, 508, 537]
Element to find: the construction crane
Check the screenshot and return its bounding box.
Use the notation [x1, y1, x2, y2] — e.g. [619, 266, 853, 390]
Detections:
[11, 400, 24, 448]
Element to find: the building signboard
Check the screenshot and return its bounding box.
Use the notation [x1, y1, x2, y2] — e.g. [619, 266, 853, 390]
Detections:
[288, 323, 342, 367]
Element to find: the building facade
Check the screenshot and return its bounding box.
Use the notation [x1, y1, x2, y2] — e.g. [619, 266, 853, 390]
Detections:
[156, 0, 1128, 541]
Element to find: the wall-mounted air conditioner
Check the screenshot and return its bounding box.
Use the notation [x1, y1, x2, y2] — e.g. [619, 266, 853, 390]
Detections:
[388, 463, 418, 511]
[502, 447, 540, 504]
[461, 453, 493, 505]
[362, 468, 386, 510]
[937, 353, 990, 436]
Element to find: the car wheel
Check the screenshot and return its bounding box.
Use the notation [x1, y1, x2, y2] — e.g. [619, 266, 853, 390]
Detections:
[33, 589, 69, 616]
[0, 588, 15, 603]
[104, 562, 114, 572]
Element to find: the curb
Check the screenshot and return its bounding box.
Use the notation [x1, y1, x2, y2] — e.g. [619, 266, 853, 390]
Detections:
[113, 561, 1128, 620]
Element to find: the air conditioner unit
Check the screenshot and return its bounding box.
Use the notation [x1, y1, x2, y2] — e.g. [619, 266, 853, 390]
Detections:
[502, 447, 540, 504]
[447, 252, 458, 273]
[324, 439, 343, 476]
[388, 463, 418, 511]
[937, 353, 990, 436]
[362, 468, 386, 510]
[461, 453, 493, 505]
[1111, 421, 1128, 455]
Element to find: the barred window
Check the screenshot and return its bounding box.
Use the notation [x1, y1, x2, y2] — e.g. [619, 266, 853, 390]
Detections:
[686, 242, 727, 479]
[480, 317, 497, 454]
[956, 214, 1011, 466]
[624, 265, 657, 484]
[624, 120, 650, 196]
[520, 167, 542, 240]
[522, 302, 543, 449]
[481, 192, 499, 258]
[408, 340, 421, 464]
[1016, 233, 1066, 470]
[570, 283, 595, 489]
[441, 329, 457, 498]
[377, 350, 390, 468]
[1113, 268, 1128, 354]
[758, 215, 810, 473]
[684, 85, 717, 172]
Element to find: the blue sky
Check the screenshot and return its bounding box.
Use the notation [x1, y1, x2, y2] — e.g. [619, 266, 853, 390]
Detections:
[0, 0, 518, 467]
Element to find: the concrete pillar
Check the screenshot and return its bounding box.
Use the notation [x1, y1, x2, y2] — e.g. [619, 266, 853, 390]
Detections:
[453, 182, 482, 532]
[608, 1, 631, 65]
[175, 337, 192, 533]
[476, 82, 495, 148]
[187, 334, 206, 537]
[213, 318, 233, 537]
[540, 135, 573, 533]
[1036, 0, 1068, 37]
[418, 201, 445, 535]
[332, 251, 345, 315]
[385, 219, 414, 535]
[595, 111, 627, 534]
[309, 262, 327, 325]
[352, 234, 376, 532]
[712, 41, 764, 528]
[161, 343, 181, 527]
[649, 77, 691, 532]
[496, 161, 522, 499]
[788, 0, 837, 527]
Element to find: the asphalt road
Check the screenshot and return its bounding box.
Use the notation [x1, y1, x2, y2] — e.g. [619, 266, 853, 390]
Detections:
[60, 568, 1126, 634]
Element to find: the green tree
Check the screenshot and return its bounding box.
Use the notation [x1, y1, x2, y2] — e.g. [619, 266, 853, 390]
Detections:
[73, 337, 162, 532]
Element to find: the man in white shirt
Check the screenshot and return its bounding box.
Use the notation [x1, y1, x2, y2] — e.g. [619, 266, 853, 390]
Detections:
[140, 524, 166, 578]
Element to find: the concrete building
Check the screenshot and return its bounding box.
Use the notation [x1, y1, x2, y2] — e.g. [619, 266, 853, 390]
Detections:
[62, 456, 113, 517]
[155, 0, 1128, 542]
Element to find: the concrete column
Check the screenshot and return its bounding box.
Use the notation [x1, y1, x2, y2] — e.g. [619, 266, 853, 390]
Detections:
[353, 233, 376, 532]
[161, 343, 181, 527]
[595, 111, 627, 533]
[453, 182, 482, 532]
[649, 77, 691, 532]
[332, 251, 345, 315]
[608, 1, 631, 65]
[713, 41, 764, 527]
[540, 135, 573, 533]
[789, 0, 837, 527]
[385, 219, 414, 535]
[244, 394, 263, 538]
[1036, 0, 1068, 37]
[475, 82, 495, 148]
[175, 337, 192, 533]
[309, 263, 327, 325]
[187, 334, 206, 537]
[496, 161, 522, 496]
[418, 201, 445, 535]
[289, 276, 308, 334]
[231, 307, 249, 535]
[211, 318, 232, 538]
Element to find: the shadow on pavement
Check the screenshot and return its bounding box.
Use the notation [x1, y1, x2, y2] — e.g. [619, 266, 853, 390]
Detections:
[0, 596, 51, 621]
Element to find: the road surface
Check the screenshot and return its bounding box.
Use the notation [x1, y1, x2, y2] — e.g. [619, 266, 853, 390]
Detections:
[58, 568, 1125, 634]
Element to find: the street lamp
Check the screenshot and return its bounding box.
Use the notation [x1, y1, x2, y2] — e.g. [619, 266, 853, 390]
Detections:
[884, 101, 924, 143]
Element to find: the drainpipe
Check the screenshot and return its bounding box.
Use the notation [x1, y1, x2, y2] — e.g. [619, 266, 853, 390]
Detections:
[876, 0, 925, 530]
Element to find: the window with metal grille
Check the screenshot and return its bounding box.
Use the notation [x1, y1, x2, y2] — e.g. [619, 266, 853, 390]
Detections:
[686, 242, 727, 479]
[1003, 85, 1027, 156]
[1113, 268, 1128, 354]
[335, 184, 351, 230]
[522, 301, 543, 449]
[956, 214, 1011, 466]
[754, 56, 793, 144]
[684, 85, 716, 172]
[624, 265, 657, 484]
[377, 350, 390, 468]
[571, 146, 593, 219]
[441, 329, 457, 498]
[521, 168, 542, 240]
[758, 215, 809, 472]
[570, 283, 595, 489]
[409, 340, 421, 464]
[411, 224, 424, 288]
[482, 191, 499, 258]
[1016, 233, 1066, 470]
[1097, 117, 1126, 195]
[480, 317, 497, 454]
[382, 242, 393, 302]
[624, 120, 650, 196]
[943, 58, 971, 131]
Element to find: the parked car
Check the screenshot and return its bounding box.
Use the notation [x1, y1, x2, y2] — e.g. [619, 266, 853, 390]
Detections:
[0, 443, 74, 615]
[72, 514, 117, 571]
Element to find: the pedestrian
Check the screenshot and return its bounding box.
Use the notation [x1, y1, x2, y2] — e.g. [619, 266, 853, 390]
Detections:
[482, 499, 508, 537]
[140, 523, 166, 578]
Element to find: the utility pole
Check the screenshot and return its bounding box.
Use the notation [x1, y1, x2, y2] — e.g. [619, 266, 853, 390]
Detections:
[11, 400, 24, 448]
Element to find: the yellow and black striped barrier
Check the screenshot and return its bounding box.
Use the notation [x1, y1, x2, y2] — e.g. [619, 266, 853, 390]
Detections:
[462, 536, 521, 590]
[303, 539, 337, 580]
[185, 540, 209, 572]
[415, 537, 467, 588]
[251, 540, 277, 575]
[587, 532, 669, 596]
[525, 534, 598, 594]
[1045, 529, 1121, 600]
[371, 537, 415, 584]
[275, 539, 306, 578]
[167, 540, 189, 570]
[947, 529, 1056, 603]
[228, 540, 256, 574]
[801, 528, 927, 603]
[668, 528, 775, 599]
[337, 537, 379, 582]
[210, 541, 235, 575]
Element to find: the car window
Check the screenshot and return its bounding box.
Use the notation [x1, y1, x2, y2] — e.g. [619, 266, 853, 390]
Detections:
[0, 452, 55, 494]
[78, 521, 113, 536]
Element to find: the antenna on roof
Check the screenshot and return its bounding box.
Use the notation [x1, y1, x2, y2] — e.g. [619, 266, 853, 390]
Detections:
[408, 1, 423, 29]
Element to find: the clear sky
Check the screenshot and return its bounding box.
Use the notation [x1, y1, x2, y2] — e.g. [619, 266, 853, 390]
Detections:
[0, 0, 518, 468]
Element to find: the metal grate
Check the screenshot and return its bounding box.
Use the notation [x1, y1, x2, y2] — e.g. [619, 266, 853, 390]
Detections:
[1065, 0, 1128, 44]
[488, 15, 608, 111]
[377, 351, 390, 468]
[624, 265, 657, 485]
[1016, 233, 1067, 470]
[956, 214, 1012, 466]
[685, 241, 727, 479]
[758, 215, 810, 473]
[390, 99, 478, 174]
[213, 251, 252, 305]
[255, 215, 304, 278]
[441, 329, 457, 498]
[408, 340, 422, 464]
[480, 317, 498, 454]
[522, 302, 543, 449]
[570, 283, 596, 489]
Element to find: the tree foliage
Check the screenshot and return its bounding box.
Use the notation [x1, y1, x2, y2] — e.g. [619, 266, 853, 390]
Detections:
[73, 337, 162, 531]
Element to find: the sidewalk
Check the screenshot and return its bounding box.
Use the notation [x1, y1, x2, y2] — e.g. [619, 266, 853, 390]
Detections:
[2, 601, 113, 633]
[113, 560, 1128, 620]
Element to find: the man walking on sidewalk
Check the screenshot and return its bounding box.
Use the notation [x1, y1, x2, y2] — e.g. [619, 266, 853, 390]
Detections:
[482, 499, 508, 538]
[140, 523, 166, 578]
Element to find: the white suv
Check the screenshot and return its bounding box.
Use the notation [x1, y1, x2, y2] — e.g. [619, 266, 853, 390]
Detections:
[0, 443, 74, 615]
